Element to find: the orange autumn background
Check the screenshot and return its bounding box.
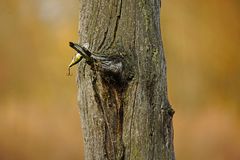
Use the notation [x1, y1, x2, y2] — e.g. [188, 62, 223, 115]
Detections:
[0, 0, 239, 160]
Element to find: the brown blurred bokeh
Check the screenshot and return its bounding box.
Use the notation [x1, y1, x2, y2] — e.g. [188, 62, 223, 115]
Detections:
[0, 0, 239, 160]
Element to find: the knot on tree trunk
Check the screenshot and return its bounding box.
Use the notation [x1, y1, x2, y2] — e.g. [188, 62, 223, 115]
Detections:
[69, 42, 134, 86]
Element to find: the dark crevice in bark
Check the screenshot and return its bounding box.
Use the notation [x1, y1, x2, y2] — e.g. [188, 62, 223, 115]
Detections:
[87, 53, 130, 160]
[98, 27, 109, 51]
[117, 89, 126, 160]
[92, 73, 116, 160]
[106, 0, 122, 50]
[97, 0, 115, 51]
[100, 78, 127, 160]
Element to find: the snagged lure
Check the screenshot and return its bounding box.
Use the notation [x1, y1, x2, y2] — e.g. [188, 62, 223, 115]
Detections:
[67, 53, 83, 76]
[67, 42, 92, 76]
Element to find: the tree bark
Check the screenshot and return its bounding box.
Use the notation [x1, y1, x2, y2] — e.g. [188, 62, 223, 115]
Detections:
[76, 0, 175, 159]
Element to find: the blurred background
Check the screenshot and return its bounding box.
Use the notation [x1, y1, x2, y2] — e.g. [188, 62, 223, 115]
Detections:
[0, 0, 239, 160]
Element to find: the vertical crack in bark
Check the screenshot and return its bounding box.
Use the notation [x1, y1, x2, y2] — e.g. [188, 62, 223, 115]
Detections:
[104, 124, 110, 160]
[148, 76, 157, 160]
[129, 1, 137, 158]
[116, 88, 126, 160]
[97, 0, 115, 51]
[89, 0, 100, 49]
[92, 73, 116, 160]
[129, 81, 138, 160]
[106, 0, 122, 50]
[98, 27, 109, 51]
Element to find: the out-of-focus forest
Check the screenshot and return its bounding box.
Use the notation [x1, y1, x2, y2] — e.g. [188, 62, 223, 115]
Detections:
[0, 0, 239, 160]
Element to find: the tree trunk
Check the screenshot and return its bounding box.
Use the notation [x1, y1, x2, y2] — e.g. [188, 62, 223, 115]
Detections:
[76, 0, 175, 159]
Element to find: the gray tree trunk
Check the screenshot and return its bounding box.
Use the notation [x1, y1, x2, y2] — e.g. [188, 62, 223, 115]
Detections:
[76, 0, 175, 159]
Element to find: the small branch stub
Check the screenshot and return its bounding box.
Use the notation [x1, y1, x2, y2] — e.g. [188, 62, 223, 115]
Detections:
[68, 42, 127, 85]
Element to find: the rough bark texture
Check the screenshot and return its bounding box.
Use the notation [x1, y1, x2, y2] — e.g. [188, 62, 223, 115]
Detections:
[77, 0, 175, 159]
